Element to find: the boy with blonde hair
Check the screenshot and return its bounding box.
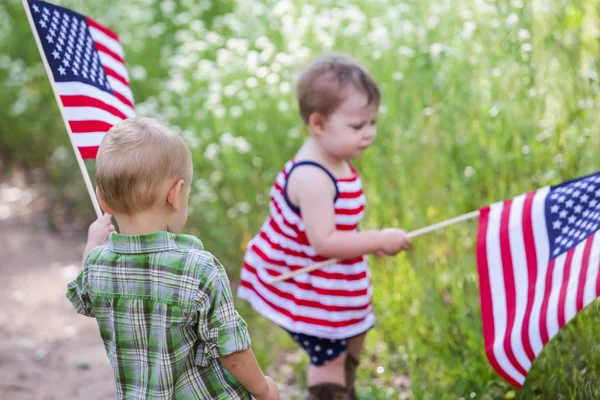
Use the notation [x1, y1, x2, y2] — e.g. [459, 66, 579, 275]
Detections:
[67, 117, 279, 400]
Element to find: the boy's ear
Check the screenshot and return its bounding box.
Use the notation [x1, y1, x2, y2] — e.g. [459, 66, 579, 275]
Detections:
[96, 187, 114, 215]
[308, 112, 327, 136]
[167, 179, 185, 213]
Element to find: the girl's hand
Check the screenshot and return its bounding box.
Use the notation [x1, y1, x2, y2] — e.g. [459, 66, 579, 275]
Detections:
[379, 228, 412, 255]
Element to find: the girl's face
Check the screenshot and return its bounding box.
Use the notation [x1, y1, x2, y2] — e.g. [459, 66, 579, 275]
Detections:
[315, 87, 379, 161]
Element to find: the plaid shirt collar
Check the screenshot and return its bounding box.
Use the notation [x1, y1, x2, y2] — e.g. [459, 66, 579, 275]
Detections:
[107, 231, 204, 254]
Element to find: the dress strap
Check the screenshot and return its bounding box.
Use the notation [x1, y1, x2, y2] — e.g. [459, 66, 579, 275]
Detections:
[283, 161, 339, 214]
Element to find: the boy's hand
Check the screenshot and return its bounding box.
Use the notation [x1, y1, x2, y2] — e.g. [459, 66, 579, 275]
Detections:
[87, 213, 115, 247]
[254, 376, 280, 400]
[379, 228, 412, 255]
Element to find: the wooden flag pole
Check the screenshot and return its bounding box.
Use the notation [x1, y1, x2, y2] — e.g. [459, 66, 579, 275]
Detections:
[267, 210, 481, 284]
[22, 0, 102, 218]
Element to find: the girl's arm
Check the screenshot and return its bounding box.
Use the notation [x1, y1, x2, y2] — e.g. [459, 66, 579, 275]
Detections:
[287, 167, 410, 259]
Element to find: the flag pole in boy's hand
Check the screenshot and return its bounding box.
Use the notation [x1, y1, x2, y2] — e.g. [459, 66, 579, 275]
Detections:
[267, 210, 481, 284]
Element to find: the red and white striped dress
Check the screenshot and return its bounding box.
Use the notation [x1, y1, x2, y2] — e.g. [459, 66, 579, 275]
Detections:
[238, 160, 374, 339]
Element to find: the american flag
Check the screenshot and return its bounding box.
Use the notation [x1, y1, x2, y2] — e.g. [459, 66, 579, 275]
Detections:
[477, 172, 600, 387]
[26, 0, 135, 159]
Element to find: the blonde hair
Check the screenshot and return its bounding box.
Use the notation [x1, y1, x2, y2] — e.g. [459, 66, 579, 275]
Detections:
[96, 117, 192, 215]
[296, 53, 381, 125]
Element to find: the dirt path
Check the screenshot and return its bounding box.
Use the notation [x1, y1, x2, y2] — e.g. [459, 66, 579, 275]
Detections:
[0, 177, 115, 400]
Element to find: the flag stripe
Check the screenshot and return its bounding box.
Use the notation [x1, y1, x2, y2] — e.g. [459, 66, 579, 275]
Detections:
[499, 200, 528, 377]
[576, 237, 594, 311]
[79, 146, 99, 158]
[104, 65, 129, 87]
[506, 194, 532, 370]
[584, 234, 600, 304]
[557, 250, 575, 327]
[95, 41, 125, 65]
[99, 52, 129, 81]
[564, 243, 586, 323]
[60, 95, 128, 120]
[112, 86, 135, 109]
[71, 132, 108, 147]
[63, 106, 124, 125]
[87, 16, 120, 44]
[528, 187, 550, 357]
[69, 120, 112, 134]
[520, 191, 537, 362]
[539, 258, 555, 345]
[546, 253, 565, 340]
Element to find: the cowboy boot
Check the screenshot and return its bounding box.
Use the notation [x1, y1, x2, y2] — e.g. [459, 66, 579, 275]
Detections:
[306, 383, 350, 400]
[345, 355, 360, 400]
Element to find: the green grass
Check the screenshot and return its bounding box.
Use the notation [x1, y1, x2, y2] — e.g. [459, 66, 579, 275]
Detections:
[2, 0, 600, 398]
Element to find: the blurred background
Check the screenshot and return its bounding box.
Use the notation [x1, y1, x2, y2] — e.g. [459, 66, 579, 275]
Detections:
[1, 0, 599, 398]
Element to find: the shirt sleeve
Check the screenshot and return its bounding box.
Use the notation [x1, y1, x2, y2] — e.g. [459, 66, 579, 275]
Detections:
[195, 256, 251, 366]
[66, 268, 95, 318]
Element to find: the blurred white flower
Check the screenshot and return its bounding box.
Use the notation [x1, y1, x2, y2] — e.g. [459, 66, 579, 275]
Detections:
[238, 202, 251, 214]
[204, 143, 219, 161]
[220, 132, 234, 146]
[398, 46, 415, 57]
[266, 73, 280, 85]
[462, 21, 477, 39]
[246, 77, 259, 88]
[244, 99, 256, 110]
[160, 0, 176, 14]
[392, 72, 404, 81]
[206, 32, 223, 45]
[460, 8, 474, 20]
[230, 106, 243, 118]
[489, 104, 500, 117]
[130, 65, 147, 80]
[430, 43, 444, 59]
[210, 170, 222, 184]
[256, 67, 270, 79]
[518, 29, 531, 40]
[506, 13, 519, 27]
[224, 84, 238, 97]
[278, 101, 289, 112]
[213, 105, 226, 119]
[464, 166, 476, 178]
[427, 15, 440, 30]
[520, 43, 533, 52]
[233, 137, 251, 153]
[280, 82, 291, 94]
[167, 76, 189, 95]
[422, 107, 434, 116]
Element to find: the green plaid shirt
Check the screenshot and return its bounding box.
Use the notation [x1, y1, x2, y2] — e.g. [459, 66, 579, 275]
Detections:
[67, 232, 252, 400]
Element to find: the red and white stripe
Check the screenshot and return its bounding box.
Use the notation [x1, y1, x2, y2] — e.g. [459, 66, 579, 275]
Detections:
[238, 161, 374, 338]
[57, 17, 134, 159]
[476, 188, 600, 387]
